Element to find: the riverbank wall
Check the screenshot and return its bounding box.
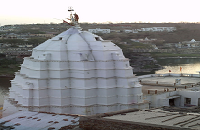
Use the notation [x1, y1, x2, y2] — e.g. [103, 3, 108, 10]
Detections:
[132, 48, 200, 54]
[138, 73, 200, 88]
[138, 73, 200, 79]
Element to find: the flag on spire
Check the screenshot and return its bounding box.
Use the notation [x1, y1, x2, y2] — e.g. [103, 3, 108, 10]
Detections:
[63, 20, 73, 26]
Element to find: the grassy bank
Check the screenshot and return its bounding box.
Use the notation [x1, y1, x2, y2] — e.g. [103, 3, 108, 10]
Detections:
[0, 58, 21, 76]
[0, 64, 20, 76]
[150, 52, 200, 58]
[0, 52, 200, 76]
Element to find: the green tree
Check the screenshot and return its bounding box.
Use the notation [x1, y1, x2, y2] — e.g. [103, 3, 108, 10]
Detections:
[27, 37, 48, 46]
[17, 29, 45, 34]
[0, 39, 25, 44]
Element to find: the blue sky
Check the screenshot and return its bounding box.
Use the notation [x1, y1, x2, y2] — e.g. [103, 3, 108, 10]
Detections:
[1, 0, 200, 25]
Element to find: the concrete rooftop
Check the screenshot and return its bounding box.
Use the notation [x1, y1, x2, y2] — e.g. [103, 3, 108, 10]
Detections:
[104, 109, 200, 129]
[0, 111, 80, 130]
[139, 76, 200, 94]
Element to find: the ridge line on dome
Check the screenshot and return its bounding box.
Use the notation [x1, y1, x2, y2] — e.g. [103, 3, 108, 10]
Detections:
[78, 33, 95, 61]
[66, 34, 72, 44]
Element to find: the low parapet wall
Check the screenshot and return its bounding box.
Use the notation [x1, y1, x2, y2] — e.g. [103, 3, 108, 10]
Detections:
[140, 81, 194, 88]
[79, 108, 188, 130]
[138, 73, 198, 95]
[138, 73, 200, 87]
[138, 73, 200, 79]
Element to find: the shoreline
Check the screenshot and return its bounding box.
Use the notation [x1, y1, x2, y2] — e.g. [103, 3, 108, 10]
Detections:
[157, 57, 200, 59]
[0, 75, 14, 78]
[0, 57, 199, 78]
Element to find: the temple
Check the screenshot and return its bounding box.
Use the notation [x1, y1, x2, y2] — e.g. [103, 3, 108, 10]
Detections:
[6, 9, 149, 115]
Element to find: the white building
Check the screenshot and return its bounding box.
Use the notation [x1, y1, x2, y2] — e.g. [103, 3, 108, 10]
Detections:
[141, 28, 153, 32]
[176, 39, 200, 48]
[6, 25, 148, 115]
[132, 29, 139, 33]
[139, 74, 200, 108]
[124, 30, 133, 33]
[88, 28, 110, 33]
[0, 43, 4, 48]
[153, 27, 176, 32]
[18, 45, 33, 48]
[123, 29, 139, 33]
[0, 25, 16, 32]
[140, 27, 176, 32]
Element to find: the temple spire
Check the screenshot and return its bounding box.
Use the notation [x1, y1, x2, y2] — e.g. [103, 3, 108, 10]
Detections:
[63, 7, 79, 27]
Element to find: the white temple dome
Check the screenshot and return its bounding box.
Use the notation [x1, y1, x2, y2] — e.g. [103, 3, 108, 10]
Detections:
[32, 27, 124, 61]
[7, 26, 148, 115]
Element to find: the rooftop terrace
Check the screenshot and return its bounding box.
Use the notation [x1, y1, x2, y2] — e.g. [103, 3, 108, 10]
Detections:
[138, 74, 200, 95]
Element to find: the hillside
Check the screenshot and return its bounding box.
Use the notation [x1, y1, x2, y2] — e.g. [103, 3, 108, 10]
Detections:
[1, 22, 200, 75]
[82, 23, 200, 44]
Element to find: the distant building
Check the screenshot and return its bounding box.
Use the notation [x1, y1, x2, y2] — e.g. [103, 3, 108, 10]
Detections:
[30, 33, 55, 38]
[132, 29, 139, 33]
[18, 45, 33, 48]
[110, 30, 120, 33]
[0, 35, 3, 39]
[124, 29, 133, 33]
[164, 43, 177, 48]
[0, 25, 16, 32]
[140, 27, 176, 32]
[152, 44, 158, 49]
[176, 39, 200, 48]
[123, 27, 176, 33]
[0, 43, 4, 48]
[130, 37, 157, 43]
[6, 33, 18, 39]
[123, 29, 139, 33]
[88, 28, 110, 33]
[141, 28, 153, 32]
[16, 34, 29, 40]
[175, 42, 182, 48]
[130, 39, 140, 42]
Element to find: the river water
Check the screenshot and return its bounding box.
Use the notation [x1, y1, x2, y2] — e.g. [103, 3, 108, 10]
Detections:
[1, 58, 200, 106]
[156, 58, 200, 74]
[0, 77, 12, 106]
